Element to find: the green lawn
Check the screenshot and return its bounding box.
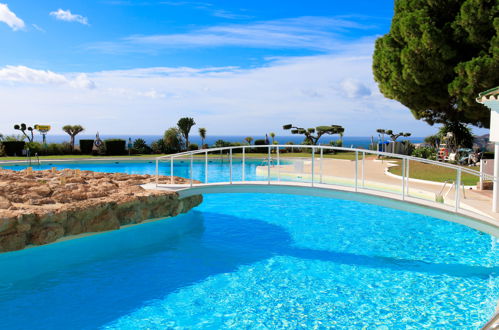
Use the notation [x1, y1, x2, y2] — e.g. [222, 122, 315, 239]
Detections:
[388, 160, 479, 186]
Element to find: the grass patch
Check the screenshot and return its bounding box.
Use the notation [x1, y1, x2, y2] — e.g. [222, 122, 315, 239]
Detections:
[388, 160, 479, 186]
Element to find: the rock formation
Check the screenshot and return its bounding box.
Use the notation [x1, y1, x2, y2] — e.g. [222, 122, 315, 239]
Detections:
[0, 168, 202, 252]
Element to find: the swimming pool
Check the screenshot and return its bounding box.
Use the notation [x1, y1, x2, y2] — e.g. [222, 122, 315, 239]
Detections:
[1, 158, 278, 183]
[0, 193, 497, 328]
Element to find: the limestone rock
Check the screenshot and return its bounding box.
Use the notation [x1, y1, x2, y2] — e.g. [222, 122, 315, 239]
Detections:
[0, 168, 202, 252]
[0, 196, 11, 209]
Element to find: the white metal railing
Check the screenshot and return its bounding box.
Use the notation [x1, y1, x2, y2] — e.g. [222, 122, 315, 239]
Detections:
[155, 145, 496, 214]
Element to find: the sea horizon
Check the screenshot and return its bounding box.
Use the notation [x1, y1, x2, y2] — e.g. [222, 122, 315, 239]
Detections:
[26, 134, 425, 149]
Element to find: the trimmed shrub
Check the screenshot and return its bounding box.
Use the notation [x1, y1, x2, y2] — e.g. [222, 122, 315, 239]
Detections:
[483, 151, 494, 159]
[104, 139, 126, 155]
[46, 143, 72, 155]
[253, 139, 267, 153]
[188, 143, 199, 151]
[80, 139, 94, 154]
[2, 141, 25, 156]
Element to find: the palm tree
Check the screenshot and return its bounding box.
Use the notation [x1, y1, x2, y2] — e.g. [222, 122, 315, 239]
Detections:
[245, 136, 253, 145]
[269, 132, 276, 144]
[198, 127, 207, 148]
[62, 125, 85, 151]
[177, 117, 196, 150]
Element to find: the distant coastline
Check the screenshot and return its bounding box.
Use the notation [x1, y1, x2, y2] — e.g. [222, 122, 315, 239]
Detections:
[28, 134, 424, 149]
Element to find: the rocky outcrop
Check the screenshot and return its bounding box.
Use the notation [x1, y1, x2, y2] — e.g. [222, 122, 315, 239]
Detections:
[0, 168, 203, 252]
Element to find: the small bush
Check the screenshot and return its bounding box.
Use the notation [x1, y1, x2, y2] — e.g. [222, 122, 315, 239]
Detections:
[151, 139, 167, 154]
[411, 146, 435, 159]
[46, 143, 72, 155]
[188, 143, 199, 151]
[132, 138, 151, 154]
[104, 139, 126, 155]
[25, 142, 43, 155]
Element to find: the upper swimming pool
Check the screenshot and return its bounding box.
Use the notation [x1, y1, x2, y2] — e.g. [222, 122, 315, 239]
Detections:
[1, 158, 281, 183]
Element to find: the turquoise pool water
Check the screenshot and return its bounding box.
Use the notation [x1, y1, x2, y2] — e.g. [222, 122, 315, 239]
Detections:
[2, 159, 277, 183]
[0, 193, 497, 329]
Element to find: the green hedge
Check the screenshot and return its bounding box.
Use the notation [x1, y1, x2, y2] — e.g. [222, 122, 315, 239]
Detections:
[253, 139, 267, 153]
[104, 139, 126, 155]
[79, 139, 94, 154]
[2, 141, 25, 156]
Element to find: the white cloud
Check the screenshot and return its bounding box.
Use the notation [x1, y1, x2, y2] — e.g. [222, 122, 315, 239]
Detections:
[0, 65, 95, 89]
[49, 9, 88, 25]
[0, 3, 25, 31]
[89, 16, 372, 53]
[340, 78, 371, 98]
[0, 41, 476, 137]
[32, 24, 46, 33]
[69, 73, 96, 89]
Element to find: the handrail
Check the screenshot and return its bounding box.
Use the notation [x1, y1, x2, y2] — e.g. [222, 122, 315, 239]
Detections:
[156, 145, 495, 181]
[154, 144, 499, 215]
[482, 310, 499, 329]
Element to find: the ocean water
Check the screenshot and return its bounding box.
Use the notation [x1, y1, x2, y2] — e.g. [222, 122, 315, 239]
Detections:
[0, 193, 497, 329]
[26, 134, 423, 149]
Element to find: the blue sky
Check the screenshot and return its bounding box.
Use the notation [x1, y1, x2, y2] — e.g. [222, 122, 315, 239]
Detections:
[1, 1, 392, 71]
[0, 1, 487, 137]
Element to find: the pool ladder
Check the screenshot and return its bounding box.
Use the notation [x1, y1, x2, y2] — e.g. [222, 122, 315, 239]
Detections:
[438, 179, 466, 201]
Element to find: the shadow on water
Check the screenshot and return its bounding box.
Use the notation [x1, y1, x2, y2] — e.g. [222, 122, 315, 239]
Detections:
[0, 210, 496, 329]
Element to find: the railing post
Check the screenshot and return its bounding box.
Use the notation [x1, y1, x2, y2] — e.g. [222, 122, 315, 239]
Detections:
[402, 158, 406, 200]
[170, 157, 174, 184]
[242, 147, 246, 181]
[277, 146, 281, 182]
[155, 159, 159, 187]
[190, 153, 193, 188]
[455, 167, 461, 212]
[361, 151, 365, 188]
[355, 151, 358, 192]
[229, 148, 233, 184]
[406, 158, 410, 195]
[320, 147, 323, 184]
[205, 151, 208, 184]
[311, 147, 315, 187]
[267, 146, 271, 184]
